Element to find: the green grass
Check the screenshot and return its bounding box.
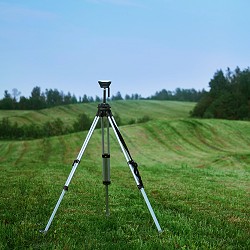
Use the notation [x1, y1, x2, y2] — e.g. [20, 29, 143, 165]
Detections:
[0, 100, 249, 249]
[0, 100, 195, 126]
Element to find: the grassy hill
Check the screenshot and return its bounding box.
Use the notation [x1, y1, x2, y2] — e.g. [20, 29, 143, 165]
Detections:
[0, 100, 249, 249]
[0, 100, 195, 126]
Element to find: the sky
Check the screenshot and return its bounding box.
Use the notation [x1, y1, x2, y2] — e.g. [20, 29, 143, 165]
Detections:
[0, 0, 250, 99]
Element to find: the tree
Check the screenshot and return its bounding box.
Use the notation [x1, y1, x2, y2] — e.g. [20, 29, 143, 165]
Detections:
[64, 92, 72, 104]
[30, 86, 46, 109]
[12, 88, 21, 101]
[0, 90, 15, 109]
[152, 89, 172, 100]
[45, 88, 63, 107]
[131, 93, 140, 100]
[82, 94, 89, 103]
[125, 94, 131, 100]
[43, 118, 65, 137]
[191, 67, 250, 120]
[209, 70, 229, 97]
[71, 94, 78, 104]
[95, 96, 101, 102]
[19, 96, 30, 110]
[111, 91, 123, 101]
[73, 113, 92, 132]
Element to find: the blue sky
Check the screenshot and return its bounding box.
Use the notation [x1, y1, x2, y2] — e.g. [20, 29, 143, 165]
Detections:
[0, 0, 249, 99]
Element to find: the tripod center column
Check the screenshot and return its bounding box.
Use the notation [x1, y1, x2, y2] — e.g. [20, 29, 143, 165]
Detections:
[101, 116, 111, 186]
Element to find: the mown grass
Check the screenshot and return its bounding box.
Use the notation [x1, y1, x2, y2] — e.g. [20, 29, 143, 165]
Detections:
[0, 101, 249, 249]
[0, 100, 195, 126]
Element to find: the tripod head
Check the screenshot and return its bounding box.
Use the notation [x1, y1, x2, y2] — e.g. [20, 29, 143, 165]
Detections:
[98, 80, 111, 103]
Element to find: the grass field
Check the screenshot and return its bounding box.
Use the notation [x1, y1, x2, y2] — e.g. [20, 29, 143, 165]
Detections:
[0, 100, 194, 126]
[0, 100, 249, 249]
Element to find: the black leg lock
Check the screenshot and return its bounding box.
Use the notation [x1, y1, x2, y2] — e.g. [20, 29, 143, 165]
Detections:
[72, 159, 80, 166]
[102, 154, 110, 159]
[129, 160, 144, 189]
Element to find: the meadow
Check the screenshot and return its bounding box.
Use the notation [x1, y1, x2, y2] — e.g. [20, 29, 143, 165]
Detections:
[0, 100, 249, 249]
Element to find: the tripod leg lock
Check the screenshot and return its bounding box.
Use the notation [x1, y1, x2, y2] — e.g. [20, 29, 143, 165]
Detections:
[128, 160, 144, 189]
[63, 185, 69, 191]
[72, 159, 80, 166]
[102, 154, 111, 185]
[103, 180, 111, 185]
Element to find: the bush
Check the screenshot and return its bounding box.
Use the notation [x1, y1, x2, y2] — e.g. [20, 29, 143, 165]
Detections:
[137, 115, 151, 123]
[0, 117, 71, 139]
[73, 113, 92, 132]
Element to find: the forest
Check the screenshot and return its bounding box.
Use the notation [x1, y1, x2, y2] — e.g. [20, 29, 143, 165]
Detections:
[191, 67, 250, 120]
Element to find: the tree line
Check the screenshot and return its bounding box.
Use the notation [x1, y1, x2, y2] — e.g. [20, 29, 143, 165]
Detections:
[0, 86, 205, 110]
[150, 88, 206, 102]
[0, 87, 143, 110]
[191, 67, 250, 120]
[2, 66, 250, 139]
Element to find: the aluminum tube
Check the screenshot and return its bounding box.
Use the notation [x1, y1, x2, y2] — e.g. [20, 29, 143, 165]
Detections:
[65, 116, 99, 187]
[101, 117, 104, 153]
[107, 117, 110, 154]
[77, 116, 99, 160]
[102, 117, 110, 215]
[42, 116, 99, 233]
[108, 116, 130, 162]
[42, 189, 66, 233]
[105, 185, 109, 216]
[108, 115, 162, 233]
[140, 188, 162, 233]
[108, 116, 140, 186]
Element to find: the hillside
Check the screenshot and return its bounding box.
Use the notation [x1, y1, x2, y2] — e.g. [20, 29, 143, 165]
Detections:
[1, 115, 249, 171]
[0, 100, 195, 126]
[0, 100, 249, 249]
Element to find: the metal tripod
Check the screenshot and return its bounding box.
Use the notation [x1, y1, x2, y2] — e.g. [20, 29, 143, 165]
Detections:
[41, 81, 162, 233]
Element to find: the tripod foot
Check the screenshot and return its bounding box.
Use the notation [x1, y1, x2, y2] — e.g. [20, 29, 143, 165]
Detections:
[39, 229, 48, 234]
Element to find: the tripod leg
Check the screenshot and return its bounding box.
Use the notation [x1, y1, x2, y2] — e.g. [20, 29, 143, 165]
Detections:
[108, 116, 162, 233]
[40, 116, 100, 233]
[101, 117, 111, 216]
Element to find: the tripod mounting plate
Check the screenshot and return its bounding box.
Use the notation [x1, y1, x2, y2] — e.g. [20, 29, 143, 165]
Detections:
[98, 80, 111, 89]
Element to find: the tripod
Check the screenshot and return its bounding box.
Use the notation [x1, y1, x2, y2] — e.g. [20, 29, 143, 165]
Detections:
[41, 81, 162, 233]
